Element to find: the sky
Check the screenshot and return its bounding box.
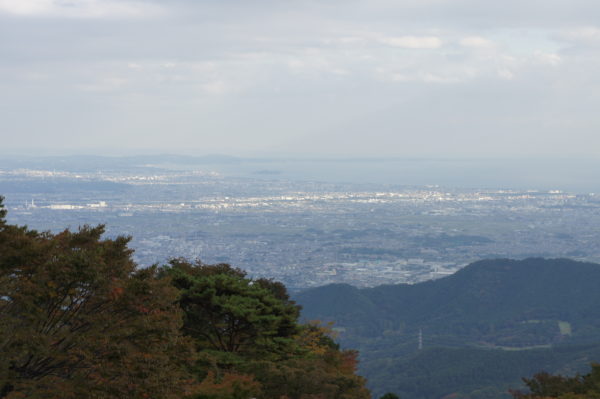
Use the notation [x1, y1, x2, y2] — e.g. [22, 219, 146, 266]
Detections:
[1, 0, 600, 157]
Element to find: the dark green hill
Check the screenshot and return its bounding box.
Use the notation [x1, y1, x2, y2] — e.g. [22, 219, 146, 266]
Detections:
[295, 258, 600, 398]
[366, 343, 600, 399]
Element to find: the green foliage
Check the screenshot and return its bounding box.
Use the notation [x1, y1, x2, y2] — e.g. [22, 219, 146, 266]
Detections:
[298, 259, 600, 346]
[296, 258, 600, 397]
[0, 196, 6, 223]
[363, 344, 600, 399]
[163, 259, 371, 399]
[379, 393, 400, 399]
[0, 198, 371, 399]
[164, 258, 300, 358]
[512, 363, 600, 398]
[246, 350, 369, 399]
[193, 370, 261, 399]
[0, 205, 195, 398]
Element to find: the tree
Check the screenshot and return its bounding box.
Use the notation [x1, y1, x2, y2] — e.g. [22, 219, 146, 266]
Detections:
[193, 371, 261, 399]
[379, 393, 400, 399]
[0, 196, 6, 224]
[0, 197, 195, 398]
[512, 364, 600, 399]
[246, 324, 370, 399]
[163, 259, 371, 399]
[164, 259, 300, 358]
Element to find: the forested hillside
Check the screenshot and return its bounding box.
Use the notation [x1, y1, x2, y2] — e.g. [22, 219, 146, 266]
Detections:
[296, 258, 600, 398]
[0, 197, 369, 399]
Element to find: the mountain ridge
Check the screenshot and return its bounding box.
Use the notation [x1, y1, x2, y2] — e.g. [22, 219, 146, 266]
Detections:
[297, 258, 600, 335]
[295, 258, 600, 398]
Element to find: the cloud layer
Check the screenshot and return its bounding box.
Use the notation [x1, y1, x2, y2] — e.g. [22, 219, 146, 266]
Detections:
[1, 0, 600, 156]
[0, 0, 162, 18]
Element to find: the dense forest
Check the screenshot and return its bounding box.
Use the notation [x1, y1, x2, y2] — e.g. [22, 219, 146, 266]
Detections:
[296, 258, 600, 398]
[0, 197, 369, 399]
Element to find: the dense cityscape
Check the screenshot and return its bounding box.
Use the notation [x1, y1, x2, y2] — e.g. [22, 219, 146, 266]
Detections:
[3, 162, 600, 291]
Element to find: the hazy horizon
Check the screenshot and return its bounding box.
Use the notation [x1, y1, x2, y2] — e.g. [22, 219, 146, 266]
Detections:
[2, 152, 600, 193]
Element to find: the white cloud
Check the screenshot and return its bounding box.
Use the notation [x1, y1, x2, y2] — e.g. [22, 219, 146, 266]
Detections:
[371, 38, 563, 85]
[286, 51, 348, 77]
[376, 66, 465, 84]
[330, 68, 349, 76]
[459, 36, 494, 48]
[4, 0, 600, 157]
[0, 0, 162, 18]
[322, 36, 368, 46]
[77, 77, 128, 92]
[0, 0, 51, 15]
[420, 72, 460, 83]
[497, 68, 514, 80]
[558, 26, 600, 44]
[379, 36, 443, 49]
[533, 51, 561, 66]
[201, 80, 230, 95]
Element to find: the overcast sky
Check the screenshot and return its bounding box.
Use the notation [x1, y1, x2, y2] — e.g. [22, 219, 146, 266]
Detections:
[1, 0, 600, 157]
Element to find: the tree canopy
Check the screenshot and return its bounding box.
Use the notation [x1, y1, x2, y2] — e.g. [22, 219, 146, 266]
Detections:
[165, 258, 299, 357]
[0, 196, 371, 399]
[0, 196, 195, 399]
[511, 364, 600, 399]
[162, 258, 371, 399]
